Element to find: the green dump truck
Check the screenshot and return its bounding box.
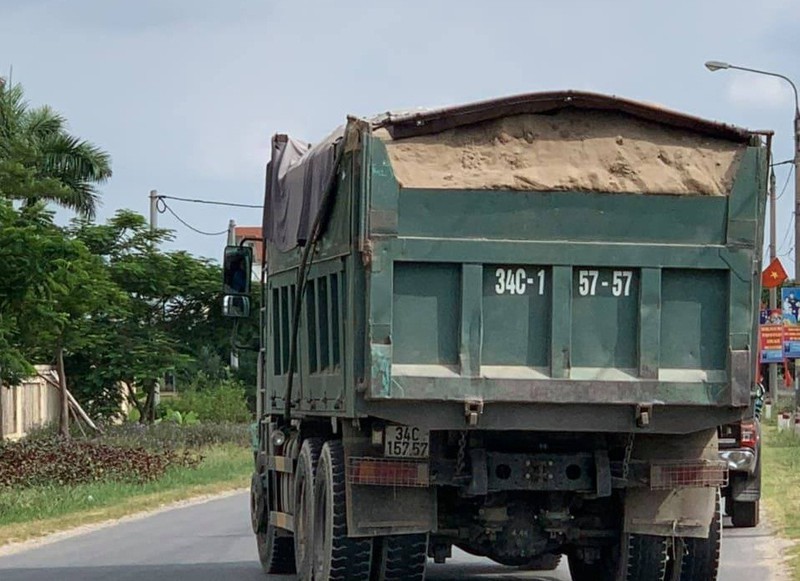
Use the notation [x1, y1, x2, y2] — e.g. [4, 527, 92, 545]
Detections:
[224, 91, 768, 581]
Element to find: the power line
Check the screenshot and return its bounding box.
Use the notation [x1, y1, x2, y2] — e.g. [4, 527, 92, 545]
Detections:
[775, 165, 794, 202]
[159, 194, 262, 209]
[778, 218, 794, 254]
[156, 199, 228, 236]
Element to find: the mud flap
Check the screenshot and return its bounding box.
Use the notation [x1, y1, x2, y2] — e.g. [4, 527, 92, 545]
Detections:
[624, 487, 716, 539]
[624, 428, 718, 539]
[342, 424, 436, 537]
[346, 484, 436, 537]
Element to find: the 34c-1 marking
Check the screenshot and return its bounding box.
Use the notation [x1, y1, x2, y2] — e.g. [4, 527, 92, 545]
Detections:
[495, 268, 546, 295]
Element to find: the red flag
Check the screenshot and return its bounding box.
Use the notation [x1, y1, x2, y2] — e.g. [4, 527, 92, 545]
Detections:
[762, 257, 788, 289]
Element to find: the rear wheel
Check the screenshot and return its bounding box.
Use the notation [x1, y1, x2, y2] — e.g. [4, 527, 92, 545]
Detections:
[568, 534, 668, 581]
[251, 472, 295, 575]
[372, 534, 428, 581]
[679, 490, 721, 581]
[620, 534, 669, 581]
[312, 440, 373, 581]
[293, 438, 323, 579]
[730, 500, 759, 528]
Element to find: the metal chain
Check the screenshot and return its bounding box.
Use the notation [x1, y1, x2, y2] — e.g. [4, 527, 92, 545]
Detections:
[454, 431, 468, 477]
[621, 433, 635, 481]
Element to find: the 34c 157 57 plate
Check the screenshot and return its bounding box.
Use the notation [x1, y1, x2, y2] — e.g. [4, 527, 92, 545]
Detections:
[384, 426, 430, 458]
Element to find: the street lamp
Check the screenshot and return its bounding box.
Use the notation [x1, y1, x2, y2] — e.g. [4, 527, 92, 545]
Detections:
[705, 60, 800, 277]
[706, 61, 800, 410]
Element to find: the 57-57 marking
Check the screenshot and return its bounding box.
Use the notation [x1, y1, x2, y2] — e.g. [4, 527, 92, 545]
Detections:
[578, 270, 633, 297]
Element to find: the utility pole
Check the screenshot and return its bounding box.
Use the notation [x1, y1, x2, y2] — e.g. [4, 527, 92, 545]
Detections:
[794, 112, 800, 282]
[149, 189, 159, 234]
[149, 189, 159, 422]
[769, 171, 779, 408]
[794, 111, 800, 413]
[228, 219, 239, 370]
[227, 219, 237, 246]
[705, 61, 800, 409]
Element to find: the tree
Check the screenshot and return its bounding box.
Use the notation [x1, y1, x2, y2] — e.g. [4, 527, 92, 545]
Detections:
[66, 211, 244, 422]
[1, 78, 113, 435]
[0, 79, 111, 219]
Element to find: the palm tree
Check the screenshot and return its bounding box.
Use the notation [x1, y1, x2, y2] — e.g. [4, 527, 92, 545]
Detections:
[0, 78, 111, 220]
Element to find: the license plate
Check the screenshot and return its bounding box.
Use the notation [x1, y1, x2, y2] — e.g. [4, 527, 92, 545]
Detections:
[384, 426, 430, 458]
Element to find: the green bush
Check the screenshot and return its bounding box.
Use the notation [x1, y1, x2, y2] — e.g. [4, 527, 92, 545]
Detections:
[161, 376, 251, 423]
[96, 422, 251, 450]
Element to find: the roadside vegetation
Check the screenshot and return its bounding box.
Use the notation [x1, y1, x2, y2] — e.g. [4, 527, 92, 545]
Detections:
[761, 421, 800, 578]
[0, 79, 259, 544]
[0, 421, 253, 545]
[0, 78, 260, 424]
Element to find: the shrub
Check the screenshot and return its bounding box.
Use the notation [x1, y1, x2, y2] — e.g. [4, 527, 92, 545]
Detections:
[0, 438, 201, 488]
[96, 422, 251, 450]
[161, 378, 251, 423]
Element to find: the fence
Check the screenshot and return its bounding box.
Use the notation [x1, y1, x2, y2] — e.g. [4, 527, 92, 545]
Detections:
[0, 365, 60, 440]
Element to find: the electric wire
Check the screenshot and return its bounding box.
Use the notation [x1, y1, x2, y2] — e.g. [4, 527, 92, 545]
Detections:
[155, 198, 228, 236]
[159, 194, 262, 209]
[777, 213, 795, 254]
[775, 165, 794, 202]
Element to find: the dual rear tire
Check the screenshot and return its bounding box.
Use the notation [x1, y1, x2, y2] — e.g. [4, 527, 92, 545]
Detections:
[568, 489, 722, 581]
[258, 437, 429, 581]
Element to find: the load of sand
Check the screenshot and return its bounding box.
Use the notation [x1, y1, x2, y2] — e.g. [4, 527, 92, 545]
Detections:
[377, 110, 746, 196]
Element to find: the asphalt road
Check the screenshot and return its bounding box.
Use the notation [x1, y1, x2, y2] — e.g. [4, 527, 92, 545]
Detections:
[0, 493, 784, 580]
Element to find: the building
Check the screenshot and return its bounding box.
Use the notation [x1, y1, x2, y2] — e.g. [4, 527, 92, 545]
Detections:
[233, 225, 264, 281]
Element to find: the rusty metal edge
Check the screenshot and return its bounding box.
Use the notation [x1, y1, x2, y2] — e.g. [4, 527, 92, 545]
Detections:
[377, 90, 757, 142]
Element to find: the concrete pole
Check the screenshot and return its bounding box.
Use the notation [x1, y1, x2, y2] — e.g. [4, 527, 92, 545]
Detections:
[227, 219, 237, 246]
[769, 171, 778, 409]
[794, 113, 800, 412]
[149, 190, 159, 418]
[228, 219, 239, 370]
[149, 190, 158, 233]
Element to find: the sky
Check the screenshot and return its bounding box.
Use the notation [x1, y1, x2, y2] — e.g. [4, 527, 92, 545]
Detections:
[1, 0, 799, 266]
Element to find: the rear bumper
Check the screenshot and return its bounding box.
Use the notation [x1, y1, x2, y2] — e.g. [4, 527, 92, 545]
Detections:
[359, 399, 746, 435]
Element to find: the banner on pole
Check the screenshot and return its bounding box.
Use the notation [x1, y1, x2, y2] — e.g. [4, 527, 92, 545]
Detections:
[782, 288, 800, 358]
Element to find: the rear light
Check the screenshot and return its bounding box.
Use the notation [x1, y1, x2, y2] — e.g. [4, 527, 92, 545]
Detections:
[739, 421, 758, 449]
[347, 457, 429, 488]
[649, 460, 728, 490]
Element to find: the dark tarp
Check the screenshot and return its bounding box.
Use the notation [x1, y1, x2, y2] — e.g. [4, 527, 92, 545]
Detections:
[263, 127, 344, 252]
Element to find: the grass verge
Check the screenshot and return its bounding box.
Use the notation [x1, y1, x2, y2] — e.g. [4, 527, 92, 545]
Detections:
[762, 423, 800, 579]
[0, 444, 252, 546]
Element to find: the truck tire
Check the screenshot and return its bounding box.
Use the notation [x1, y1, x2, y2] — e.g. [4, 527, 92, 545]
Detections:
[373, 534, 428, 581]
[568, 534, 667, 581]
[294, 438, 323, 579]
[252, 473, 295, 575]
[312, 440, 373, 581]
[679, 490, 721, 581]
[730, 500, 759, 528]
[620, 534, 669, 581]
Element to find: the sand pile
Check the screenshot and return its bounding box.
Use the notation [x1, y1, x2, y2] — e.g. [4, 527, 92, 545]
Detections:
[378, 110, 745, 195]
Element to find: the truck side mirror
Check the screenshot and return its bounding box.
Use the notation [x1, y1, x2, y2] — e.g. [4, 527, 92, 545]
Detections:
[223, 245, 253, 295]
[223, 295, 251, 318]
